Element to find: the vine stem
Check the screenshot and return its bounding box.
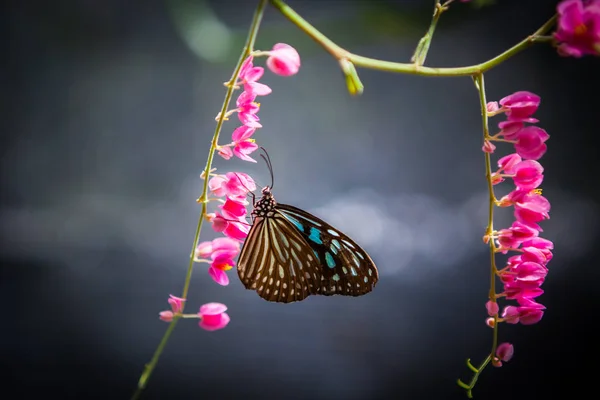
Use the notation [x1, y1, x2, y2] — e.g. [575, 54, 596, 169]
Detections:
[455, 72, 501, 398]
[269, 0, 557, 76]
[411, 0, 445, 66]
[130, 1, 268, 399]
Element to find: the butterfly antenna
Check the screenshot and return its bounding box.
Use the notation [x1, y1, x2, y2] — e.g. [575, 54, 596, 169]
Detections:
[260, 147, 274, 190]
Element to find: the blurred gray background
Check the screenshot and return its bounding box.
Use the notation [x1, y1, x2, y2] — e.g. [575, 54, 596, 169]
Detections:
[2, 0, 599, 399]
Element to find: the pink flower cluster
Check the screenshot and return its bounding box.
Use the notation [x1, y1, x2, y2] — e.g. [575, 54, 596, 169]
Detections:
[158, 44, 300, 332]
[554, 0, 600, 58]
[482, 91, 553, 359]
[159, 295, 230, 331]
[217, 44, 301, 162]
[196, 45, 300, 288]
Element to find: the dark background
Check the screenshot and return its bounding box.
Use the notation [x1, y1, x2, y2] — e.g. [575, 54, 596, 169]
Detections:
[2, 0, 599, 399]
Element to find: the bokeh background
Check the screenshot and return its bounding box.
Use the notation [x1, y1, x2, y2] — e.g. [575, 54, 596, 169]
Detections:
[3, 0, 599, 399]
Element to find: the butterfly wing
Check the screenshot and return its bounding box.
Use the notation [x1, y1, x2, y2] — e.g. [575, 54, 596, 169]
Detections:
[237, 213, 325, 303]
[276, 203, 379, 297]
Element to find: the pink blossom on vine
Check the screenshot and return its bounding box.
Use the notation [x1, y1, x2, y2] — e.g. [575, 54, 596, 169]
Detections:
[496, 342, 514, 363]
[220, 196, 249, 219]
[238, 57, 272, 96]
[198, 303, 230, 331]
[503, 283, 544, 300]
[159, 295, 186, 322]
[514, 261, 548, 282]
[217, 146, 233, 160]
[512, 160, 544, 190]
[196, 237, 241, 286]
[236, 90, 262, 128]
[486, 300, 499, 316]
[231, 124, 259, 162]
[499, 91, 541, 121]
[521, 246, 550, 265]
[209, 172, 256, 198]
[486, 101, 499, 113]
[482, 139, 496, 153]
[497, 221, 539, 251]
[502, 298, 545, 325]
[554, 0, 600, 57]
[159, 311, 174, 322]
[497, 153, 522, 174]
[514, 126, 549, 160]
[196, 237, 240, 259]
[207, 212, 250, 241]
[168, 295, 186, 314]
[266, 43, 301, 76]
[500, 189, 551, 230]
[498, 120, 524, 140]
[521, 237, 554, 262]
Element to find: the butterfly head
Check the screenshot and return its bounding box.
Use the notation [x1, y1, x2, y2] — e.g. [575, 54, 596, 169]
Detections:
[253, 186, 276, 218]
[261, 186, 272, 196]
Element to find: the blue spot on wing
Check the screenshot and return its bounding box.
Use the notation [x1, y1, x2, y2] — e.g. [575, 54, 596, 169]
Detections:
[282, 213, 304, 232]
[325, 252, 336, 268]
[308, 227, 323, 244]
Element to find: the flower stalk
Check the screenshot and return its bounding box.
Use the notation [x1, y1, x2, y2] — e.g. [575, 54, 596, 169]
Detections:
[269, 0, 557, 78]
[131, 1, 268, 398]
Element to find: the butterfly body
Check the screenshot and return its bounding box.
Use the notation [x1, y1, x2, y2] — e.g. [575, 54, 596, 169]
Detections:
[237, 187, 379, 303]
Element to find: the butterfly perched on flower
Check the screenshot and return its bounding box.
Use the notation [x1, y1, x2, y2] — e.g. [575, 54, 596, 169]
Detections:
[237, 152, 379, 303]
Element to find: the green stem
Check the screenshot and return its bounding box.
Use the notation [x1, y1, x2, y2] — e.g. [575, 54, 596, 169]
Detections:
[411, 0, 445, 66]
[456, 73, 500, 399]
[269, 0, 557, 76]
[475, 73, 500, 357]
[131, 1, 268, 398]
[457, 355, 492, 398]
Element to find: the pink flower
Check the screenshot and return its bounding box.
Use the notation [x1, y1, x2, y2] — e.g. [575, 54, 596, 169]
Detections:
[159, 294, 186, 322]
[554, 0, 600, 57]
[514, 261, 548, 282]
[217, 146, 233, 160]
[512, 160, 544, 190]
[520, 246, 550, 265]
[514, 126, 549, 160]
[266, 44, 301, 76]
[486, 300, 499, 316]
[198, 303, 230, 331]
[231, 125, 259, 162]
[521, 237, 554, 262]
[238, 57, 272, 96]
[209, 266, 230, 286]
[159, 311, 174, 322]
[498, 120, 525, 140]
[196, 237, 240, 259]
[482, 139, 496, 153]
[502, 189, 550, 230]
[502, 298, 546, 325]
[504, 281, 544, 300]
[503, 283, 544, 300]
[486, 101, 500, 113]
[497, 153, 522, 174]
[168, 295, 186, 314]
[496, 342, 514, 362]
[208, 212, 250, 241]
[220, 196, 249, 219]
[236, 90, 262, 128]
[209, 172, 256, 198]
[497, 221, 539, 251]
[499, 91, 541, 121]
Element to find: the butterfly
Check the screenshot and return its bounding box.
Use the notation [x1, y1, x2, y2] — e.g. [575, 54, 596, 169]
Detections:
[236, 152, 379, 303]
